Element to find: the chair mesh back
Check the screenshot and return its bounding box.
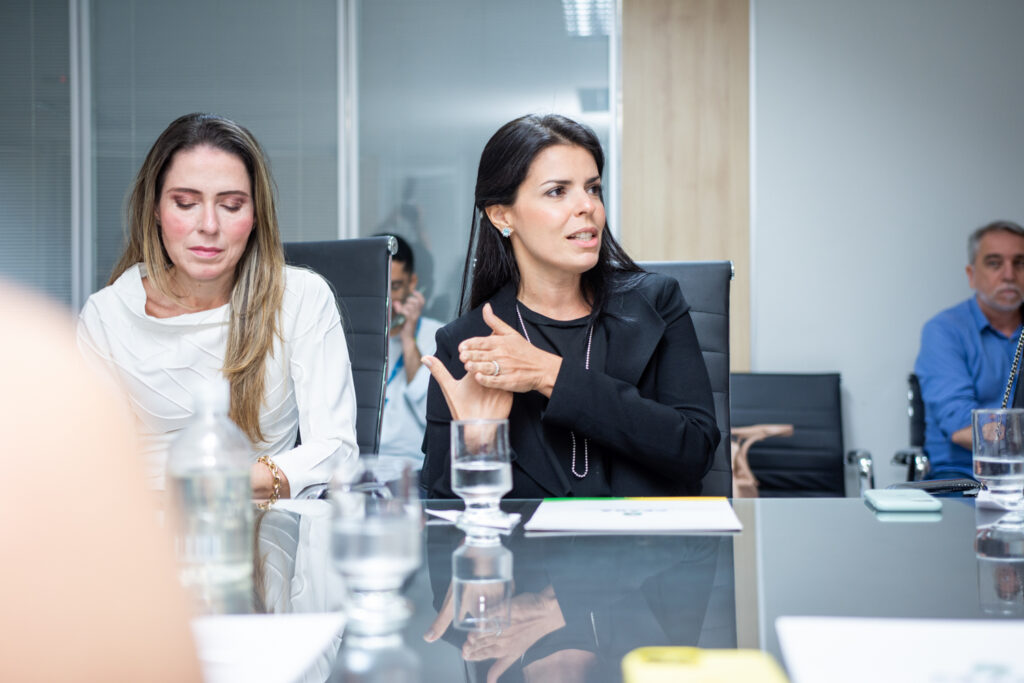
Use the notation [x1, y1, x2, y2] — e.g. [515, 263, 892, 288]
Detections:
[284, 237, 393, 455]
[640, 261, 732, 497]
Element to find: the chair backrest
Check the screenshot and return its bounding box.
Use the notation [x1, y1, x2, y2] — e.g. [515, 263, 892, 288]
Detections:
[730, 372, 845, 497]
[640, 261, 732, 497]
[284, 237, 394, 455]
[908, 372, 925, 449]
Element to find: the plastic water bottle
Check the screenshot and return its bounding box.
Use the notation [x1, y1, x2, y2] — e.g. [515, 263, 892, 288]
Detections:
[166, 377, 254, 614]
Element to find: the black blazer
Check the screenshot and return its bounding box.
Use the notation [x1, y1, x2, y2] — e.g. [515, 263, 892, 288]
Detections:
[421, 272, 720, 498]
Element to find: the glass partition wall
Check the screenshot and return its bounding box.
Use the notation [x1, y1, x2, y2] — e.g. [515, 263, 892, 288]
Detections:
[0, 0, 614, 314]
[0, 0, 71, 304]
[88, 0, 341, 295]
[355, 0, 614, 322]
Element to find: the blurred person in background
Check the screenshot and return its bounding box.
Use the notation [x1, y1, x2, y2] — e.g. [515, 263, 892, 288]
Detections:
[376, 233, 444, 462]
[915, 220, 1024, 479]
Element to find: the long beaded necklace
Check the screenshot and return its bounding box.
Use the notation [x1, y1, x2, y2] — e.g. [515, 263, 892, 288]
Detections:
[515, 304, 594, 478]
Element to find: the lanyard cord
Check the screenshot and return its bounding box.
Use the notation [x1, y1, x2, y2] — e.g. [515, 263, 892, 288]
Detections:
[1002, 326, 1024, 409]
[386, 318, 423, 391]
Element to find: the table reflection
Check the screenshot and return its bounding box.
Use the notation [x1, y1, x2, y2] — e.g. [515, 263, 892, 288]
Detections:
[247, 500, 736, 682]
[329, 629, 421, 682]
[423, 515, 735, 683]
[976, 507, 1024, 617]
[253, 501, 339, 616]
[451, 536, 514, 633]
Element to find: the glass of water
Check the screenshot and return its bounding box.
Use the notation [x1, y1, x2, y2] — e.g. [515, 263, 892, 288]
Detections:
[974, 408, 1024, 516]
[331, 463, 422, 630]
[451, 419, 512, 529]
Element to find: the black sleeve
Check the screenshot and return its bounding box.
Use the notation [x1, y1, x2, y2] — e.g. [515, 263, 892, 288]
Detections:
[541, 276, 720, 485]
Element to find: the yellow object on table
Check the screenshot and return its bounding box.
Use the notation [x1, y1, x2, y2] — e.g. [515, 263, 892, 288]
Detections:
[622, 646, 789, 682]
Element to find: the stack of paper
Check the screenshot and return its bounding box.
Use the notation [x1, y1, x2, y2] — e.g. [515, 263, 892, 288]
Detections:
[192, 613, 345, 683]
[778, 616, 1024, 683]
[523, 497, 742, 533]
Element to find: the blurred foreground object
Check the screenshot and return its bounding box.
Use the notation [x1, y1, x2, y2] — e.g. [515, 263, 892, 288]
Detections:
[0, 282, 200, 682]
[167, 377, 254, 614]
[622, 646, 788, 682]
[331, 462, 422, 633]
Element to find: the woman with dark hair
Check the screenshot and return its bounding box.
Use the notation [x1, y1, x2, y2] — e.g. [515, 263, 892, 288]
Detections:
[77, 113, 358, 501]
[420, 114, 719, 498]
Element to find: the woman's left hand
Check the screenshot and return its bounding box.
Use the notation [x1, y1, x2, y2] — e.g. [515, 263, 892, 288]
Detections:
[458, 304, 562, 398]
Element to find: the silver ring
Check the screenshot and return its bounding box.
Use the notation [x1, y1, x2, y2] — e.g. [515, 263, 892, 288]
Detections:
[490, 360, 501, 376]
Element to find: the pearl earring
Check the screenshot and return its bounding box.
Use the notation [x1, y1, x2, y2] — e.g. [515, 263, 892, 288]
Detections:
[501, 227, 511, 238]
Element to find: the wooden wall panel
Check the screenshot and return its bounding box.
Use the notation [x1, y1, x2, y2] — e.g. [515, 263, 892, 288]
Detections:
[622, 0, 750, 369]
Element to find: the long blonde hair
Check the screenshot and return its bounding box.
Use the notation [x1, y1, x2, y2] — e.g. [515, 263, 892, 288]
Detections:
[110, 113, 285, 443]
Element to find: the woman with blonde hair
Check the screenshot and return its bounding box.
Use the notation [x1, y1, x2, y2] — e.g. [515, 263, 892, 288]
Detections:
[78, 112, 357, 501]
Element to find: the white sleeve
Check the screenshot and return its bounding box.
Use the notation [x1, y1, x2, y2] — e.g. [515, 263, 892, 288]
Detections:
[275, 274, 359, 496]
[400, 319, 441, 426]
[75, 296, 125, 393]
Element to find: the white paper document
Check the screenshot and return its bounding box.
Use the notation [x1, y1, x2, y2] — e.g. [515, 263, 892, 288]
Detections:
[192, 612, 345, 683]
[424, 507, 522, 533]
[522, 497, 742, 533]
[777, 616, 1024, 683]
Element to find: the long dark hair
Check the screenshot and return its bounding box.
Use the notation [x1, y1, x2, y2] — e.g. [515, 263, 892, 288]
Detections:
[459, 114, 643, 319]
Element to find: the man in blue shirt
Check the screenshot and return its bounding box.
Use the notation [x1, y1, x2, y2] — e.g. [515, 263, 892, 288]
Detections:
[915, 220, 1024, 478]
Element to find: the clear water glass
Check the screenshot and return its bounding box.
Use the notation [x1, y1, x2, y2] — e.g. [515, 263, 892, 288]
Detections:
[452, 535, 513, 633]
[331, 464, 422, 630]
[451, 419, 512, 528]
[973, 408, 1024, 512]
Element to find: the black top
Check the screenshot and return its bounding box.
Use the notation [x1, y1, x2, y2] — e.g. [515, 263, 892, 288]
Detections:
[421, 272, 721, 499]
[516, 303, 612, 497]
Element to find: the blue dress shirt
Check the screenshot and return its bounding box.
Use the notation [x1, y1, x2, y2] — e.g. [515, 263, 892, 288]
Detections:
[914, 297, 1022, 478]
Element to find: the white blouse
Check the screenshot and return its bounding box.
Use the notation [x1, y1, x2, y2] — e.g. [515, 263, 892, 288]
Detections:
[77, 263, 358, 495]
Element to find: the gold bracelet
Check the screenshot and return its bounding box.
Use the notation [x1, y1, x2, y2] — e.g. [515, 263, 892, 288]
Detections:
[257, 455, 281, 510]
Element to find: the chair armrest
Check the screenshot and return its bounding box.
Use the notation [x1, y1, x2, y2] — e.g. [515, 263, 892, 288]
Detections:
[891, 448, 931, 482]
[891, 448, 921, 465]
[845, 449, 875, 496]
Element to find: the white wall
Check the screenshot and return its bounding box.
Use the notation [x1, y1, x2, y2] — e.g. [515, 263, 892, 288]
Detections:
[753, 0, 1024, 486]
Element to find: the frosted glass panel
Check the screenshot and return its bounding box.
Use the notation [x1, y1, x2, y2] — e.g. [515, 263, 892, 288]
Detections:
[89, 0, 338, 293]
[0, 0, 71, 304]
[356, 0, 612, 323]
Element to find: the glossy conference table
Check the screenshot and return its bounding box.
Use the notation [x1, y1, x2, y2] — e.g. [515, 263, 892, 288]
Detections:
[242, 495, 1018, 682]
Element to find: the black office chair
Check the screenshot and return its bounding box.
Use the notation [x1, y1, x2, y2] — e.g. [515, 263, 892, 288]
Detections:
[284, 236, 395, 455]
[640, 261, 732, 497]
[891, 373, 931, 482]
[888, 374, 981, 494]
[730, 372, 874, 497]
